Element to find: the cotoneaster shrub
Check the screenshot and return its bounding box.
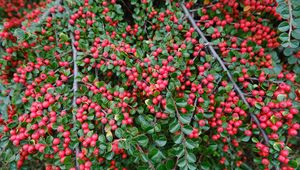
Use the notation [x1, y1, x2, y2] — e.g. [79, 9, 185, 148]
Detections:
[0, 0, 299, 170]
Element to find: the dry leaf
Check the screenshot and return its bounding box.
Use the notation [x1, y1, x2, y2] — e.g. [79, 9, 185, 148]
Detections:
[204, 0, 210, 5]
[244, 6, 251, 12]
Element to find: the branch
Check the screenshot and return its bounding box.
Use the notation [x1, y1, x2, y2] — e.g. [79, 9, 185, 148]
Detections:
[180, 3, 270, 146]
[69, 22, 80, 170]
[287, 0, 293, 42]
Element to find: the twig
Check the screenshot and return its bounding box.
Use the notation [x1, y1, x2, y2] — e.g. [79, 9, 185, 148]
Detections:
[180, 3, 270, 146]
[172, 157, 179, 170]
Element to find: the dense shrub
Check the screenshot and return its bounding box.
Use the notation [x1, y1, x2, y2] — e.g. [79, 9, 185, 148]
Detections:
[0, 0, 299, 169]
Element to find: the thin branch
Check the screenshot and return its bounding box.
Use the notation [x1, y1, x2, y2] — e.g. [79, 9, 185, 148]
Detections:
[246, 77, 283, 84]
[287, 0, 293, 42]
[172, 157, 179, 170]
[69, 20, 80, 170]
[191, 97, 198, 122]
[189, 8, 199, 12]
[180, 3, 270, 146]
[52, 14, 59, 46]
[120, 0, 133, 14]
[167, 89, 189, 165]
[136, 145, 155, 170]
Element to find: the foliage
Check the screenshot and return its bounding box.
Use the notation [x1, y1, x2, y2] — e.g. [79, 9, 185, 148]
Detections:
[0, 0, 299, 170]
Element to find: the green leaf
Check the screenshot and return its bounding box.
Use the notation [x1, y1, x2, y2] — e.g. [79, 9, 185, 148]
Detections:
[288, 160, 298, 168]
[115, 128, 123, 138]
[174, 134, 183, 144]
[149, 148, 164, 162]
[59, 33, 69, 42]
[283, 48, 294, 56]
[63, 156, 72, 165]
[281, 9, 290, 19]
[273, 143, 281, 151]
[136, 135, 149, 147]
[288, 56, 297, 64]
[182, 125, 193, 135]
[200, 161, 211, 170]
[178, 157, 187, 168]
[185, 139, 197, 149]
[206, 27, 214, 34]
[169, 119, 180, 133]
[279, 32, 289, 42]
[255, 103, 262, 109]
[278, 21, 290, 32]
[174, 146, 185, 157]
[7, 153, 16, 163]
[251, 137, 259, 143]
[292, 29, 300, 39]
[115, 4, 124, 15]
[208, 144, 218, 151]
[203, 112, 213, 118]
[14, 28, 25, 41]
[165, 103, 175, 114]
[241, 136, 250, 142]
[294, 6, 300, 17]
[281, 41, 290, 48]
[187, 152, 196, 163]
[179, 115, 190, 124]
[273, 64, 282, 74]
[8, 122, 17, 129]
[277, 94, 286, 101]
[290, 39, 299, 48]
[176, 98, 187, 107]
[294, 18, 300, 28]
[154, 136, 167, 147]
[145, 99, 151, 106]
[276, 2, 288, 14]
[106, 131, 113, 142]
[105, 152, 114, 160]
